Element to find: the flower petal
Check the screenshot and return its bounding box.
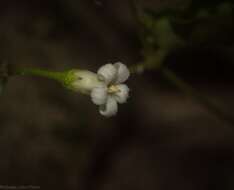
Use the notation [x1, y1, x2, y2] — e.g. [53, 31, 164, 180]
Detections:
[99, 96, 118, 117]
[114, 62, 130, 84]
[91, 87, 108, 105]
[114, 84, 129, 104]
[97, 64, 117, 84]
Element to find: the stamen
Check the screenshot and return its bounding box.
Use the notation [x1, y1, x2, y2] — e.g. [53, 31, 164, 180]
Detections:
[108, 85, 120, 94]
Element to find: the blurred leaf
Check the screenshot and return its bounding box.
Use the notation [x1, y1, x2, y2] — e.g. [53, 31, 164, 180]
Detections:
[143, 14, 185, 49]
[144, 0, 234, 47]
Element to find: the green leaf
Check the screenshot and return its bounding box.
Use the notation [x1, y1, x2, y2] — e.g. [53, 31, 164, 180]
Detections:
[143, 14, 185, 49]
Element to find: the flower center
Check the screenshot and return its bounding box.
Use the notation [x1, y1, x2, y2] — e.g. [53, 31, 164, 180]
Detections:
[107, 85, 120, 94]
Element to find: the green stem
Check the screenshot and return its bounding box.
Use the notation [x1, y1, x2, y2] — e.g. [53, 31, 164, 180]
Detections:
[130, 49, 168, 74]
[162, 67, 234, 127]
[14, 67, 67, 83]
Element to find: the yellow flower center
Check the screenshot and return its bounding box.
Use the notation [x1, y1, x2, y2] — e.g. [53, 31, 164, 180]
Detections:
[107, 85, 120, 94]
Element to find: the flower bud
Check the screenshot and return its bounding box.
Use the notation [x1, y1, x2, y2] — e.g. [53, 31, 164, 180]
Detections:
[64, 70, 104, 94]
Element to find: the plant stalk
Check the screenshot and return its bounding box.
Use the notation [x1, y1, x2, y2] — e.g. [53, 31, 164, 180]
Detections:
[13, 67, 67, 83]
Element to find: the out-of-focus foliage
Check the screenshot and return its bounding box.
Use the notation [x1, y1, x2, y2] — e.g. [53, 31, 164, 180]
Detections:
[143, 15, 185, 50]
[141, 0, 234, 69]
[144, 0, 234, 46]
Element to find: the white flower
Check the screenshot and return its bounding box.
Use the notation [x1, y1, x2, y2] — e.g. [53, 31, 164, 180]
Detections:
[63, 62, 130, 117]
[91, 62, 130, 117]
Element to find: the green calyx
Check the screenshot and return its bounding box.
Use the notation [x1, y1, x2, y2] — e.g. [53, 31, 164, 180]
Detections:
[61, 70, 80, 90]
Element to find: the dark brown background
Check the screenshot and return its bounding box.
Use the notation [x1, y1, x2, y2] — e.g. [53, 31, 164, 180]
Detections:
[0, 0, 234, 189]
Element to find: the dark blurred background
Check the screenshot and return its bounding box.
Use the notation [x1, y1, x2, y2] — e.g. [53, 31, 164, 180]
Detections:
[0, 0, 234, 189]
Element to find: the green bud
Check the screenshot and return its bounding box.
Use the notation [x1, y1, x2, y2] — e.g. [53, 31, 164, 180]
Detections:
[63, 70, 104, 94]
